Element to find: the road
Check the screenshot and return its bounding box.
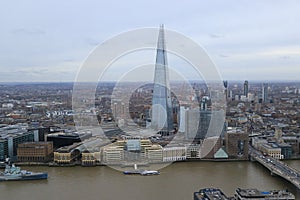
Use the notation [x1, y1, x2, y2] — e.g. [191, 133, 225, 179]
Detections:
[250, 146, 300, 190]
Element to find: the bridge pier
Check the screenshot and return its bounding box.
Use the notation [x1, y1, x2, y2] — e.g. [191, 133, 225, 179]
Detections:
[249, 156, 256, 162]
[270, 171, 276, 176]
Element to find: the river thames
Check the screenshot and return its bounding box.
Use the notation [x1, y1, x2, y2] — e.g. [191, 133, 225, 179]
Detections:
[1, 161, 299, 200]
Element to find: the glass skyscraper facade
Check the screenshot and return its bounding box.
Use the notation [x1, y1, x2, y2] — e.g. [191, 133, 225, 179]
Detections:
[151, 25, 174, 131]
[262, 83, 268, 102]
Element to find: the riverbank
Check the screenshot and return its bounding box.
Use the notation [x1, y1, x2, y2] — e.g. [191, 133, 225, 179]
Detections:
[13, 159, 256, 167]
[12, 157, 300, 167]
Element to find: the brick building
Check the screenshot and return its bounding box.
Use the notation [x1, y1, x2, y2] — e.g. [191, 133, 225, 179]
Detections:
[17, 142, 53, 162]
[225, 129, 249, 159]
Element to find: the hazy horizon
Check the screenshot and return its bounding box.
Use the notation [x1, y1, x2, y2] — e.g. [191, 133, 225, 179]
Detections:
[1, 79, 300, 84]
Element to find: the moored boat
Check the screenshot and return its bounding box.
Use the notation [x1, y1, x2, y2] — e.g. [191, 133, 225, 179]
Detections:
[123, 169, 144, 175]
[140, 170, 160, 176]
[0, 159, 48, 181]
[123, 164, 159, 176]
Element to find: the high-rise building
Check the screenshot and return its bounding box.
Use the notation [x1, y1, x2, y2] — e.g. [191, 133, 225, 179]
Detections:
[223, 80, 228, 99]
[151, 25, 174, 132]
[200, 97, 208, 110]
[185, 109, 225, 141]
[185, 109, 209, 141]
[243, 80, 248, 97]
[262, 83, 268, 102]
[179, 106, 189, 132]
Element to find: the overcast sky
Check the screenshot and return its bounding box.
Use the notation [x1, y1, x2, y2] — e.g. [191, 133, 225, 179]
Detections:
[0, 0, 299, 82]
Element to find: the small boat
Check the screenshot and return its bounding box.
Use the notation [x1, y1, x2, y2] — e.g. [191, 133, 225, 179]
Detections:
[140, 170, 160, 176]
[123, 164, 143, 175]
[0, 159, 48, 181]
[123, 169, 144, 175]
[123, 164, 159, 176]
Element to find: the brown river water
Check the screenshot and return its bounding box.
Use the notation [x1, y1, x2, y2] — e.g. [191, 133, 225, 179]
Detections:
[1, 161, 299, 200]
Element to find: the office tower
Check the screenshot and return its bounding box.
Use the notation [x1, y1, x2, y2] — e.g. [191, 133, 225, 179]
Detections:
[262, 83, 268, 102]
[151, 25, 174, 131]
[229, 90, 233, 99]
[244, 80, 248, 97]
[185, 109, 225, 141]
[200, 97, 208, 110]
[223, 80, 228, 88]
[179, 106, 189, 132]
[223, 80, 228, 99]
[113, 102, 117, 120]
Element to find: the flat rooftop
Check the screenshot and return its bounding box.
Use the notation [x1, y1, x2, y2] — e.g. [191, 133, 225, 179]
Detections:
[194, 188, 229, 200]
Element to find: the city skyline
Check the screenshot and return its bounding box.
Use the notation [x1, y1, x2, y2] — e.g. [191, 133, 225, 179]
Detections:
[0, 1, 300, 82]
[1, 1, 300, 200]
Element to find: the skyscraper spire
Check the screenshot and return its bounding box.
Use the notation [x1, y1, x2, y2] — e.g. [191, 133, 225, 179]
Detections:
[151, 25, 174, 132]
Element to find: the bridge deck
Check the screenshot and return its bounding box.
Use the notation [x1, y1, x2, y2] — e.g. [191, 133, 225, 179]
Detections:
[250, 148, 300, 190]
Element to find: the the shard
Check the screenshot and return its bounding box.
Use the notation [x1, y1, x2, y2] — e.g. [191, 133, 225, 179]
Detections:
[151, 25, 174, 132]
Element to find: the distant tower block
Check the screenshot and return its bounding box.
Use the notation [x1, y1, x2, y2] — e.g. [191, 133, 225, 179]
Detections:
[262, 83, 268, 102]
[244, 80, 248, 97]
[151, 25, 174, 131]
[223, 80, 228, 99]
[179, 106, 189, 132]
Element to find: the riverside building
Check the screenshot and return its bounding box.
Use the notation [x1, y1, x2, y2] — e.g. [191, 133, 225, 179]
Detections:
[17, 142, 53, 162]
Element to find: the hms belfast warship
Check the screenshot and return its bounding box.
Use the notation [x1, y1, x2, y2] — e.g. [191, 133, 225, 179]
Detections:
[0, 159, 47, 181]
